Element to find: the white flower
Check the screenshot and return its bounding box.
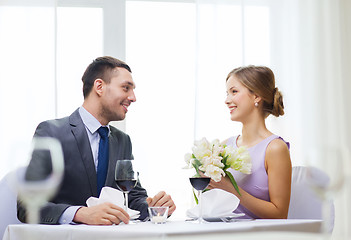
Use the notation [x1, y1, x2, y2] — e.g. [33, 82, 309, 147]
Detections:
[199, 154, 224, 173]
[183, 153, 193, 169]
[184, 137, 252, 195]
[192, 138, 211, 160]
[211, 139, 224, 156]
[226, 146, 252, 174]
[203, 164, 225, 182]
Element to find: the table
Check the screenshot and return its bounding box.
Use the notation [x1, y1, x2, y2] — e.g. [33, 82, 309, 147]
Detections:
[2, 219, 322, 240]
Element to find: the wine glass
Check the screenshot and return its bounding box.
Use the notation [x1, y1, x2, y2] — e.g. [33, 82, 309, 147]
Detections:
[305, 145, 346, 237]
[12, 137, 64, 224]
[115, 160, 139, 213]
[189, 176, 211, 223]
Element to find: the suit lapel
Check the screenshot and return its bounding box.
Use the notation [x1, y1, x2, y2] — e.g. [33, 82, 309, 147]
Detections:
[69, 109, 98, 196]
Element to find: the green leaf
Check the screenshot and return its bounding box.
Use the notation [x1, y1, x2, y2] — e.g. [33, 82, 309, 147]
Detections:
[222, 155, 232, 171]
[192, 158, 202, 175]
[192, 159, 201, 169]
[192, 188, 211, 204]
[192, 188, 198, 204]
[222, 155, 228, 165]
[225, 170, 241, 196]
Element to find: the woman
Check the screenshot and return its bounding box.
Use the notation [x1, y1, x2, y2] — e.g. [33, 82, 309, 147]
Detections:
[208, 65, 292, 219]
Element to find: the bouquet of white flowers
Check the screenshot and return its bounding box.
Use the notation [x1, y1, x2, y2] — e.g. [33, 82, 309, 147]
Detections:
[184, 138, 252, 195]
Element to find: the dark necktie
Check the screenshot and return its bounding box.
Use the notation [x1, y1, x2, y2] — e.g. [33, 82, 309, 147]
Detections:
[97, 126, 109, 196]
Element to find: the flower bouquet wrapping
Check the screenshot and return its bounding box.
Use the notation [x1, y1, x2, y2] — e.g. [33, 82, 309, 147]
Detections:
[184, 138, 252, 198]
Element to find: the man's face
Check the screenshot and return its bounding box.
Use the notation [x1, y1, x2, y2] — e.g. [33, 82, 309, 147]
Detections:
[100, 67, 136, 122]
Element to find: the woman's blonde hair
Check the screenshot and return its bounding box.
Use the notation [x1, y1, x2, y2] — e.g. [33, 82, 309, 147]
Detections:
[226, 65, 284, 117]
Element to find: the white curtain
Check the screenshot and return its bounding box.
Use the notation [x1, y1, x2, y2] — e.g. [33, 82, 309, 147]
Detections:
[195, 0, 351, 164]
[195, 0, 351, 236]
[292, 0, 351, 237]
[194, 0, 351, 236]
[291, 0, 350, 150]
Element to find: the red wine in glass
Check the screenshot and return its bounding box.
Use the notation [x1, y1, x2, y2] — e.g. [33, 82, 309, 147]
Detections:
[115, 160, 139, 212]
[190, 177, 211, 191]
[115, 179, 138, 192]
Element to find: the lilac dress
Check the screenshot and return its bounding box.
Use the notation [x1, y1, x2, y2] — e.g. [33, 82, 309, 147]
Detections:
[226, 134, 290, 219]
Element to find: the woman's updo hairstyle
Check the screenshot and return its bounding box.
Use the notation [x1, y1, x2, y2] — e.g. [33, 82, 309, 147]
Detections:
[226, 65, 284, 118]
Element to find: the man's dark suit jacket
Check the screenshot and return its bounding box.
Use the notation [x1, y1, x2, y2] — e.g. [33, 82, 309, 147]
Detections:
[17, 109, 149, 224]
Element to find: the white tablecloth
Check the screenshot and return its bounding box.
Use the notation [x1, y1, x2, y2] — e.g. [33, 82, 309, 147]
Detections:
[2, 219, 322, 240]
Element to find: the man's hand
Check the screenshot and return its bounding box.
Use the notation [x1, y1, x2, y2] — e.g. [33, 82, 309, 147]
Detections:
[146, 191, 176, 215]
[73, 202, 130, 225]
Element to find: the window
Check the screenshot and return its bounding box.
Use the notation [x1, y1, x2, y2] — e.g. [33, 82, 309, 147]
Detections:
[0, 1, 103, 177]
[1, 1, 272, 216]
[0, 3, 56, 174]
[56, 7, 103, 117]
[126, 1, 197, 216]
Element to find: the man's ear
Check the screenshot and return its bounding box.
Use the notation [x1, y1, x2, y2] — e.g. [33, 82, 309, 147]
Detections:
[94, 79, 104, 96]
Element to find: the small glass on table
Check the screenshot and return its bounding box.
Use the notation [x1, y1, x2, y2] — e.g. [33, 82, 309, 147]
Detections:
[189, 176, 211, 223]
[148, 206, 169, 224]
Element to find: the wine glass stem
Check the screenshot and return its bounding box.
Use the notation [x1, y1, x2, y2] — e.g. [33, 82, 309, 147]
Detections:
[124, 192, 129, 212]
[198, 190, 203, 223]
[321, 197, 333, 237]
[27, 205, 40, 224]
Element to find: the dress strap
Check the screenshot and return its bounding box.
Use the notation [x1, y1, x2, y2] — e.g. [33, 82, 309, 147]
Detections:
[225, 136, 238, 147]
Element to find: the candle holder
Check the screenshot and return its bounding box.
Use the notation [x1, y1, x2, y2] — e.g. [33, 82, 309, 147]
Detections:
[148, 206, 169, 224]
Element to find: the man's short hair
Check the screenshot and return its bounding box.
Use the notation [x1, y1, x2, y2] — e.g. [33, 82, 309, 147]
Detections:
[82, 56, 132, 98]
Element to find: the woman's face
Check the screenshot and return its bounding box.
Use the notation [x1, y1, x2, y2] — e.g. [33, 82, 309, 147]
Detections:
[225, 75, 256, 122]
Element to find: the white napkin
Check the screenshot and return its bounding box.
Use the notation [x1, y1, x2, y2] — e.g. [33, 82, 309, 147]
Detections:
[186, 188, 243, 218]
[86, 187, 140, 219]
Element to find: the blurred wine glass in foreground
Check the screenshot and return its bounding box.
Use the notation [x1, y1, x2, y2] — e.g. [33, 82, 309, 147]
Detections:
[12, 137, 64, 224]
[305, 145, 346, 236]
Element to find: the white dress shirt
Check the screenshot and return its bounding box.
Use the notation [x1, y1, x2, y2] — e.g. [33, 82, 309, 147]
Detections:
[79, 106, 110, 170]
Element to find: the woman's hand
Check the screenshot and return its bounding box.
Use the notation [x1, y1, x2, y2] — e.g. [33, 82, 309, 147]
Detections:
[207, 175, 240, 197]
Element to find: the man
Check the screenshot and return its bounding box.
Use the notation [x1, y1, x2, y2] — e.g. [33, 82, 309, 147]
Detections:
[17, 56, 176, 225]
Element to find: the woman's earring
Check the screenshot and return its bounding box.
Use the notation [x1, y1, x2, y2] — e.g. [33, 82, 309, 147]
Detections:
[255, 102, 259, 107]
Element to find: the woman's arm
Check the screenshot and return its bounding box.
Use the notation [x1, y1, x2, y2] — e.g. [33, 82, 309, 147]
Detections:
[208, 138, 292, 219]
